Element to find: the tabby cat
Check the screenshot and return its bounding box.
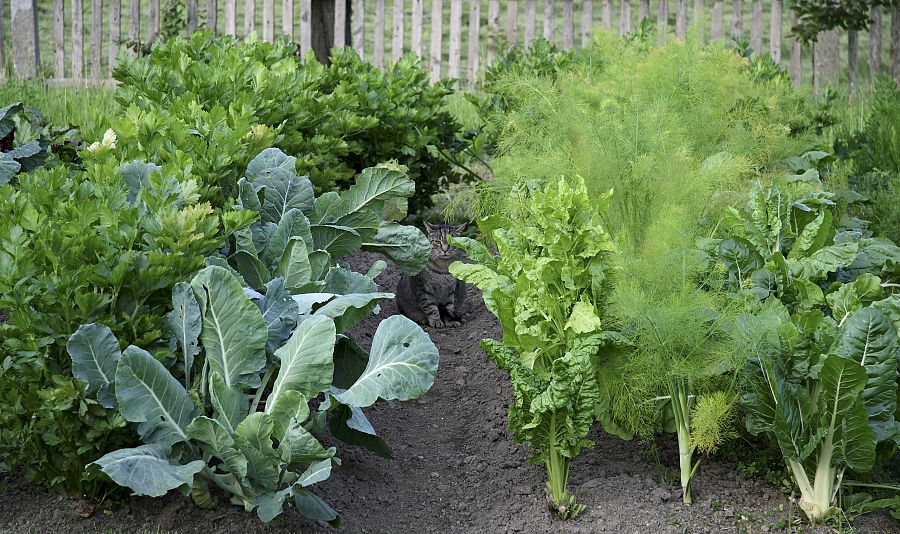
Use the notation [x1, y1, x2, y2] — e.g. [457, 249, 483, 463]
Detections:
[396, 222, 467, 328]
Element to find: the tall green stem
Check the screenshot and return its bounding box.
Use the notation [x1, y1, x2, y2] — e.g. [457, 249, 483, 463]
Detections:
[543, 411, 583, 519]
[669, 376, 695, 505]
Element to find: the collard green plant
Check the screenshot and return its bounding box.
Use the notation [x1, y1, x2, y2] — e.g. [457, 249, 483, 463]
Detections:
[0, 102, 50, 185]
[450, 177, 619, 519]
[72, 264, 439, 523]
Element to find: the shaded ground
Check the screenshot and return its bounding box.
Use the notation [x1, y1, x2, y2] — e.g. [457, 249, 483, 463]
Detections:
[0, 253, 896, 534]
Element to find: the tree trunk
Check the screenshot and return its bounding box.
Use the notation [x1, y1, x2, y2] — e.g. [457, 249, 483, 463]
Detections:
[731, 0, 742, 39]
[311, 0, 351, 64]
[770, 0, 781, 63]
[813, 28, 840, 94]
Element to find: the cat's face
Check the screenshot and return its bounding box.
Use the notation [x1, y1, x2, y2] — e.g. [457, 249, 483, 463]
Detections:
[425, 222, 467, 262]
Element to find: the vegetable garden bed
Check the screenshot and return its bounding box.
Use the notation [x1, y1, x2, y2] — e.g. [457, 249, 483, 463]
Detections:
[0, 253, 893, 534]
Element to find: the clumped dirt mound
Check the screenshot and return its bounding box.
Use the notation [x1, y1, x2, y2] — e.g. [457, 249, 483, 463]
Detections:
[0, 253, 895, 533]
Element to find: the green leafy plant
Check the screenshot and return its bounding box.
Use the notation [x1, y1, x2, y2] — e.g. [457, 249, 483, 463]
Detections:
[0, 155, 252, 498]
[113, 32, 469, 214]
[71, 263, 438, 523]
[0, 102, 50, 185]
[449, 177, 619, 519]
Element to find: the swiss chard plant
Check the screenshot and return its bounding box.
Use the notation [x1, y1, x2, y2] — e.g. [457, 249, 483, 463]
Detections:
[449, 177, 620, 519]
[70, 263, 438, 524]
[710, 179, 900, 522]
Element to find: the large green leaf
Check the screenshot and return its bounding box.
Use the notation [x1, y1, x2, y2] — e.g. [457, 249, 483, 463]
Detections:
[818, 354, 875, 471]
[310, 224, 363, 259]
[0, 153, 20, 186]
[293, 489, 340, 526]
[245, 148, 297, 180]
[92, 444, 205, 497]
[795, 242, 859, 279]
[209, 371, 250, 432]
[254, 168, 316, 224]
[67, 323, 121, 408]
[277, 419, 334, 465]
[334, 315, 438, 408]
[312, 292, 394, 333]
[168, 282, 201, 389]
[254, 278, 299, 355]
[262, 208, 313, 267]
[338, 164, 414, 219]
[191, 266, 268, 388]
[277, 237, 312, 290]
[186, 416, 248, 478]
[267, 314, 336, 410]
[328, 403, 393, 458]
[296, 459, 332, 487]
[361, 223, 430, 275]
[115, 346, 198, 446]
[834, 308, 899, 443]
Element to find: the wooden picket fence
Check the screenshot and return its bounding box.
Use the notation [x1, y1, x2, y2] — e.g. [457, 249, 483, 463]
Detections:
[3, 1, 900, 89]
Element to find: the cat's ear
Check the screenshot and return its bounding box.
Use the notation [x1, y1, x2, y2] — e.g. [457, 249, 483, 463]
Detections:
[423, 221, 437, 234]
[453, 222, 468, 234]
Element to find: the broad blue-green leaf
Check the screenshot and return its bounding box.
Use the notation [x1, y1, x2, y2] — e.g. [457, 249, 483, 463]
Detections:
[168, 283, 201, 389]
[796, 242, 860, 279]
[334, 315, 438, 408]
[120, 161, 160, 204]
[322, 266, 378, 295]
[278, 419, 334, 465]
[246, 148, 297, 179]
[255, 487, 293, 522]
[292, 293, 336, 315]
[268, 315, 336, 411]
[268, 389, 310, 437]
[115, 346, 198, 446]
[313, 292, 394, 333]
[191, 266, 267, 388]
[309, 250, 331, 282]
[362, 223, 430, 275]
[826, 274, 883, 328]
[293, 489, 340, 526]
[236, 178, 262, 213]
[209, 371, 250, 432]
[0, 153, 20, 186]
[255, 278, 299, 355]
[262, 208, 313, 267]
[67, 323, 121, 408]
[310, 224, 362, 259]
[788, 210, 831, 259]
[297, 459, 332, 487]
[254, 168, 315, 224]
[333, 336, 369, 390]
[834, 308, 899, 443]
[186, 416, 248, 478]
[233, 250, 272, 290]
[339, 164, 415, 218]
[93, 444, 204, 497]
[328, 402, 392, 458]
[235, 412, 277, 456]
[277, 237, 312, 290]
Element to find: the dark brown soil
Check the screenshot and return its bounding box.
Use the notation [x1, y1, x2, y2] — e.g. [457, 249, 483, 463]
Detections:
[0, 253, 896, 534]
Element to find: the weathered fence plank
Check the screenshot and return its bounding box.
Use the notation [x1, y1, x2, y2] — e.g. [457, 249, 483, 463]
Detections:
[282, 0, 293, 38]
[638, 0, 648, 21]
[354, 0, 365, 57]
[487, 0, 500, 64]
[582, 0, 593, 46]
[562, 0, 574, 49]
[74, 0, 85, 78]
[0, 0, 5, 79]
[770, 0, 781, 62]
[711, 0, 723, 41]
[392, 0, 403, 60]
[448, 0, 461, 78]
[544, 0, 555, 42]
[620, 0, 630, 36]
[188, 0, 199, 34]
[150, 0, 160, 40]
[789, 10, 800, 85]
[750, 0, 762, 52]
[731, 0, 742, 39]
[693, 0, 703, 41]
[299, 0, 310, 55]
[11, 0, 40, 78]
[91, 0, 103, 80]
[208, 0, 218, 32]
[525, 0, 536, 48]
[110, 0, 120, 72]
[245, 0, 256, 34]
[430, 0, 442, 80]
[870, 5, 881, 77]
[225, 0, 236, 34]
[411, 0, 424, 57]
[602, 0, 611, 29]
[334, 0, 346, 47]
[507, 1, 519, 45]
[813, 28, 840, 94]
[262, 0, 274, 40]
[373, 0, 385, 66]
[676, 0, 686, 39]
[658, 0, 668, 29]
[893, 4, 900, 84]
[848, 30, 858, 96]
[467, 0, 480, 85]
[54, 0, 66, 78]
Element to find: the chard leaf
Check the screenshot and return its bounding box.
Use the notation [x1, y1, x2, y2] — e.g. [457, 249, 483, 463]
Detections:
[818, 354, 874, 471]
[334, 315, 438, 408]
[796, 242, 859, 279]
[115, 346, 198, 446]
[834, 308, 899, 443]
[92, 444, 204, 497]
[361, 223, 430, 275]
[450, 236, 497, 268]
[564, 302, 603, 334]
[67, 323, 121, 408]
[191, 266, 268, 388]
[268, 314, 336, 410]
[168, 282, 201, 389]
